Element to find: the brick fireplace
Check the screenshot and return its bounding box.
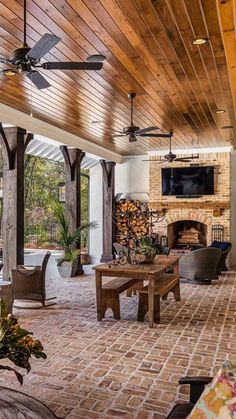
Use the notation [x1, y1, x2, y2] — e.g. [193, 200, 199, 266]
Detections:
[148, 152, 231, 248]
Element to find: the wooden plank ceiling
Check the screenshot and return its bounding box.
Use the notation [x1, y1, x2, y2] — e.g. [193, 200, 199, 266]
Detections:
[0, 0, 235, 156]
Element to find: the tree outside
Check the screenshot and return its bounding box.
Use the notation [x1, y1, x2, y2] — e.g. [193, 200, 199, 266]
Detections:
[0, 149, 89, 251]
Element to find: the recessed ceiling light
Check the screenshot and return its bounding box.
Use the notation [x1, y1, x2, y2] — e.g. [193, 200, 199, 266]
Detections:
[221, 125, 233, 129]
[192, 38, 209, 45]
[2, 69, 17, 76]
[215, 109, 226, 114]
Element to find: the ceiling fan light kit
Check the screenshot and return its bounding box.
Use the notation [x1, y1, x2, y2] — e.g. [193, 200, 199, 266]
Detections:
[192, 37, 209, 45]
[0, 0, 104, 89]
[2, 69, 17, 76]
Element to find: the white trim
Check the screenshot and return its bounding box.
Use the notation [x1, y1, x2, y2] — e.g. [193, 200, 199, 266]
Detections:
[148, 146, 233, 156]
[0, 103, 123, 163]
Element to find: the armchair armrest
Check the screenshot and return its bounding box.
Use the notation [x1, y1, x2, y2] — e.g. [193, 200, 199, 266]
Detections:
[179, 376, 213, 385]
[179, 376, 213, 404]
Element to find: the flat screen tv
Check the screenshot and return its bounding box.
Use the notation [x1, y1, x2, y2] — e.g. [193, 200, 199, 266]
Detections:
[162, 166, 214, 196]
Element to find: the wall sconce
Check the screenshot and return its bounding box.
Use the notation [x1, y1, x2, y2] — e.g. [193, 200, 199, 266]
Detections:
[58, 182, 65, 203]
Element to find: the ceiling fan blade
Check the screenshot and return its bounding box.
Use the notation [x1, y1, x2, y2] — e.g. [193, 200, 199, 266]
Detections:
[42, 61, 103, 70]
[175, 155, 199, 162]
[175, 158, 191, 162]
[136, 126, 159, 134]
[27, 34, 61, 60]
[86, 54, 106, 62]
[113, 134, 126, 137]
[26, 71, 51, 90]
[137, 133, 172, 138]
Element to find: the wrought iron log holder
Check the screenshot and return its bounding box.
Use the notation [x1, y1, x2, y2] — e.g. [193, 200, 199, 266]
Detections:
[110, 204, 166, 267]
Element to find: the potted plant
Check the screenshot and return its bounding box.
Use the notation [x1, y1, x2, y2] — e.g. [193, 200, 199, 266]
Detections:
[135, 236, 162, 263]
[53, 204, 96, 277]
[0, 300, 46, 385]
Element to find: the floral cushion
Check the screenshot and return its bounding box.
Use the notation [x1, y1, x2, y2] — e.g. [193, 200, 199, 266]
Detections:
[188, 361, 236, 418]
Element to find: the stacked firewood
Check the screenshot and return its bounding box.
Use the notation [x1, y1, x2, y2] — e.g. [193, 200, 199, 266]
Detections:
[178, 227, 200, 244]
[114, 199, 149, 246]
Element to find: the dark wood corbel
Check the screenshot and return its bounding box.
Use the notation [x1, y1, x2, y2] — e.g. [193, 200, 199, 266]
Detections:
[0, 123, 33, 170]
[0, 123, 14, 170]
[60, 145, 85, 181]
[100, 160, 116, 187]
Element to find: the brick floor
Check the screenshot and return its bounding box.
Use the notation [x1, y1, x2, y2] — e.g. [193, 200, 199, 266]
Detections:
[0, 271, 236, 418]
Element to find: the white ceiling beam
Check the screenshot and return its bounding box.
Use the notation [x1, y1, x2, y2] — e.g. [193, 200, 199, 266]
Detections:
[0, 103, 123, 164]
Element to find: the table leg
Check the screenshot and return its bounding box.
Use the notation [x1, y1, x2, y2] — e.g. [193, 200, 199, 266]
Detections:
[173, 260, 179, 278]
[148, 275, 155, 328]
[95, 271, 102, 321]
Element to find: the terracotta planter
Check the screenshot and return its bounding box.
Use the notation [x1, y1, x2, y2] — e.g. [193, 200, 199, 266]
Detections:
[57, 260, 78, 278]
[134, 253, 155, 264]
[81, 253, 90, 265]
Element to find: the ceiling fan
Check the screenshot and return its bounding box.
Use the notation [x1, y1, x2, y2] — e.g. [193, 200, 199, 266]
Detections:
[154, 131, 199, 163]
[113, 92, 172, 142]
[0, 0, 105, 90]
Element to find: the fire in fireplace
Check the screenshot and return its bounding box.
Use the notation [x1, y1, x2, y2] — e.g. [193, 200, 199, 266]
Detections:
[167, 220, 207, 249]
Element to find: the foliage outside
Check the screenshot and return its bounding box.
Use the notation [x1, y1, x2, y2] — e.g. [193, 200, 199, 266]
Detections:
[24, 155, 89, 250]
[0, 300, 46, 385]
[0, 151, 90, 250]
[50, 204, 96, 266]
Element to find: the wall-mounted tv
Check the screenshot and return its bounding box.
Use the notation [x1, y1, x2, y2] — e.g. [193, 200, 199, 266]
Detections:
[162, 166, 214, 196]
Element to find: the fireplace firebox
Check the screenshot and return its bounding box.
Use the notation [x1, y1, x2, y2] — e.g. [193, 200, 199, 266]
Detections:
[167, 220, 207, 249]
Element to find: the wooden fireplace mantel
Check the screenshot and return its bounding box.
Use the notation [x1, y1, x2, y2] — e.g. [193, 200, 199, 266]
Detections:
[149, 201, 230, 210]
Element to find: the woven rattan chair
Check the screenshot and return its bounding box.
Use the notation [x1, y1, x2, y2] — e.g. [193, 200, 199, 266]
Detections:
[11, 252, 56, 307]
[179, 247, 222, 283]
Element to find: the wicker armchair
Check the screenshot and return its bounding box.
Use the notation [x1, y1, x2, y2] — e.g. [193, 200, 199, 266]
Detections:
[209, 241, 232, 272]
[179, 247, 222, 283]
[11, 252, 56, 307]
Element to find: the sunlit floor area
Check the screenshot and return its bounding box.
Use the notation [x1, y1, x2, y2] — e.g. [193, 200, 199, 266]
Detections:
[0, 266, 235, 419]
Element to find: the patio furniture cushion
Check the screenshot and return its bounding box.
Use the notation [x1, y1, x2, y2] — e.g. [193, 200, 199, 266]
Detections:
[210, 240, 231, 251]
[188, 360, 236, 418]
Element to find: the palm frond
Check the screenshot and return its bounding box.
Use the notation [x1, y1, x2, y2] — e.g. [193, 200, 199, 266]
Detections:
[53, 204, 97, 256]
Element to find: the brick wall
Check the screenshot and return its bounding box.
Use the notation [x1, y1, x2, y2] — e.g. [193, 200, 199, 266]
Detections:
[149, 152, 231, 244]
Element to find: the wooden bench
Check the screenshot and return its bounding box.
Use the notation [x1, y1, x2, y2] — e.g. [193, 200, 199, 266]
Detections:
[137, 274, 180, 324]
[101, 277, 139, 320]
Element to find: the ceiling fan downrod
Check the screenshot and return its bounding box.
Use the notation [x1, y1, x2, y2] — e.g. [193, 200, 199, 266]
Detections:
[23, 0, 27, 46]
[128, 92, 136, 126]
